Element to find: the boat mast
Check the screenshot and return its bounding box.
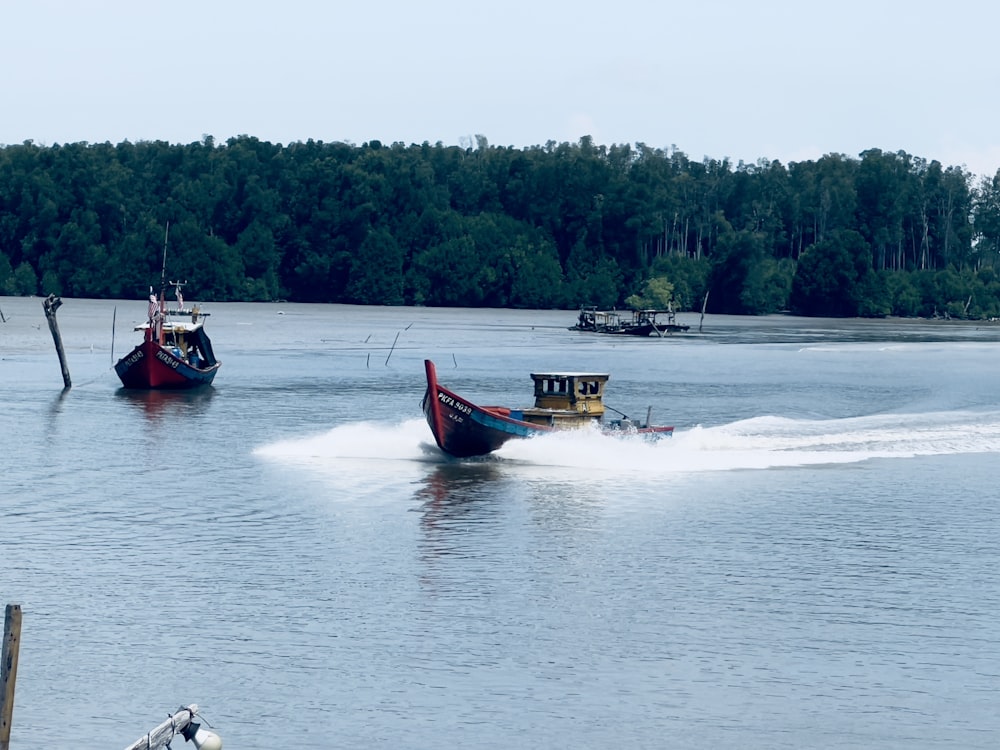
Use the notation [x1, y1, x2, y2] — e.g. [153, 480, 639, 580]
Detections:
[160, 221, 169, 296]
[157, 221, 169, 345]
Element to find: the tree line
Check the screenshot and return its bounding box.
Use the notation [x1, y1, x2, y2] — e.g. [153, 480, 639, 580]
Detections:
[1, 134, 999, 318]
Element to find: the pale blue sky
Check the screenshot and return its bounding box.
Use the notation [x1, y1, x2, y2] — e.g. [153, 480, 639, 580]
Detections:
[3, 0, 998, 177]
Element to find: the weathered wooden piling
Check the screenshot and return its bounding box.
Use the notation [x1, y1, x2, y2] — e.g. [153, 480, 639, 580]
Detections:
[1, 604, 22, 750]
[42, 295, 72, 388]
[385, 331, 401, 366]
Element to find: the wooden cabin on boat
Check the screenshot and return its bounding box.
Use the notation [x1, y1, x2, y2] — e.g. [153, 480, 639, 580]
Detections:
[516, 372, 609, 428]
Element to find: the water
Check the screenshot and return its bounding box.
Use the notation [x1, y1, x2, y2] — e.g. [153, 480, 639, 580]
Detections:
[3, 296, 1000, 749]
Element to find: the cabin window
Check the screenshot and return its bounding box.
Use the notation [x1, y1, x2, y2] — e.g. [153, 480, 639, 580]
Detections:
[542, 378, 568, 394]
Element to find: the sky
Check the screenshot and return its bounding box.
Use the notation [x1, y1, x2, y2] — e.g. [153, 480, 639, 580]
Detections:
[4, 0, 1000, 179]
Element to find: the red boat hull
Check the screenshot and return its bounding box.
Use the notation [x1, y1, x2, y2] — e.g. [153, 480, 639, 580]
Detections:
[115, 338, 220, 390]
[423, 361, 549, 457]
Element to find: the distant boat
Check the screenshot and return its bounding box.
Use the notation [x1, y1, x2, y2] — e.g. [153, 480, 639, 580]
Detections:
[422, 359, 672, 458]
[114, 280, 221, 390]
[569, 306, 690, 336]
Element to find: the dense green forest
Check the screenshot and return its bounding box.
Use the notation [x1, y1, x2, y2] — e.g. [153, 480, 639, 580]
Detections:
[2, 134, 1000, 318]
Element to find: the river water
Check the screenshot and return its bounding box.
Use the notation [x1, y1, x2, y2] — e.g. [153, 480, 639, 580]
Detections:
[2, 295, 1000, 749]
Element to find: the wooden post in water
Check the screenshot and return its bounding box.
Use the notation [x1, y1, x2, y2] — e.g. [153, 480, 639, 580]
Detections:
[1, 604, 22, 750]
[385, 331, 401, 366]
[43, 294, 72, 388]
[121, 704, 206, 750]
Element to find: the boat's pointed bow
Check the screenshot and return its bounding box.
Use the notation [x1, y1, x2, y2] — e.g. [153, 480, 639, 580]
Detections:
[423, 359, 445, 449]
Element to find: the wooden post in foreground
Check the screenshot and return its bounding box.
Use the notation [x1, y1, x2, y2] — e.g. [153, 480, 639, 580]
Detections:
[121, 704, 200, 750]
[1, 604, 22, 750]
[42, 295, 72, 388]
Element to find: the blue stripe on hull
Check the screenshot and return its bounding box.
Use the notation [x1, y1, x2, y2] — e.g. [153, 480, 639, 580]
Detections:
[469, 409, 543, 438]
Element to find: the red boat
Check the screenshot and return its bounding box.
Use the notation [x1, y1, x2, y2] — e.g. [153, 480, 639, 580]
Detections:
[422, 359, 673, 458]
[115, 281, 221, 390]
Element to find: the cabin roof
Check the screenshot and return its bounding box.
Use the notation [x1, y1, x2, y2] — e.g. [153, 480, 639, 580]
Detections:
[530, 372, 609, 379]
[133, 320, 204, 333]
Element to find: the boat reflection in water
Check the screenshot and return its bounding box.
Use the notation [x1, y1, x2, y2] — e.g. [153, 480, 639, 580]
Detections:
[415, 462, 508, 560]
[115, 386, 216, 421]
[417, 462, 504, 512]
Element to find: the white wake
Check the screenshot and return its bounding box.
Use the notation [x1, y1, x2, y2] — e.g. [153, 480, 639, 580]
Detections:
[254, 409, 1000, 475]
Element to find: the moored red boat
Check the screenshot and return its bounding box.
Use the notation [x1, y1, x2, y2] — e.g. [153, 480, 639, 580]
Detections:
[421, 359, 672, 458]
[114, 281, 221, 390]
[115, 225, 221, 390]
